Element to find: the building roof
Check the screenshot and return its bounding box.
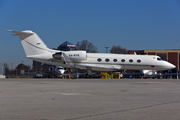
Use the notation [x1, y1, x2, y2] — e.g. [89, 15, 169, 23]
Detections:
[144, 49, 180, 53]
[128, 49, 180, 53]
[59, 41, 75, 47]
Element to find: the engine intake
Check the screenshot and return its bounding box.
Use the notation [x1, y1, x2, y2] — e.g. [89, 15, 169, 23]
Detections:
[53, 51, 87, 62]
[52, 52, 63, 60]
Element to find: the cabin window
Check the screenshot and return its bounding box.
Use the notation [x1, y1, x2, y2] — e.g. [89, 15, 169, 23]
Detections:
[137, 59, 141, 63]
[113, 59, 117, 62]
[97, 58, 102, 62]
[129, 59, 133, 63]
[121, 59, 125, 62]
[105, 58, 110, 62]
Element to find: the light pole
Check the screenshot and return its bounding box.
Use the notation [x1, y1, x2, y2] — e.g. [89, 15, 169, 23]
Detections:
[11, 63, 13, 75]
[0, 63, 4, 75]
[105, 47, 109, 53]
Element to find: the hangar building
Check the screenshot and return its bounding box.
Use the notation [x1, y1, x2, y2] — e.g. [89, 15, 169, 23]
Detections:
[128, 50, 180, 70]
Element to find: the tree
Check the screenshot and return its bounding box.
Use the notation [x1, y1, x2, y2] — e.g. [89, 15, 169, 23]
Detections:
[16, 63, 31, 70]
[3, 63, 9, 71]
[3, 63, 9, 75]
[110, 45, 127, 54]
[76, 40, 98, 53]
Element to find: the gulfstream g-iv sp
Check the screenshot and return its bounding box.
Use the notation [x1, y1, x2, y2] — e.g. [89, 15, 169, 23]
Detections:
[7, 30, 175, 75]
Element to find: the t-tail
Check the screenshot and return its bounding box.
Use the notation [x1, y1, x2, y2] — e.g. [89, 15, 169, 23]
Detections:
[7, 30, 51, 57]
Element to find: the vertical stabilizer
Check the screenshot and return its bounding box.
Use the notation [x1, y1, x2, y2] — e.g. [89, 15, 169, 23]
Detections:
[7, 30, 50, 56]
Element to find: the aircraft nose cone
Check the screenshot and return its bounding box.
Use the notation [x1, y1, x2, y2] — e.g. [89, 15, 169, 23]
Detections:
[169, 63, 176, 69]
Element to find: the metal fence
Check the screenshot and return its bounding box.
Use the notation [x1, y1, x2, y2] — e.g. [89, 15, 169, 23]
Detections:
[4, 68, 180, 79]
[7, 69, 60, 78]
[7, 68, 87, 79]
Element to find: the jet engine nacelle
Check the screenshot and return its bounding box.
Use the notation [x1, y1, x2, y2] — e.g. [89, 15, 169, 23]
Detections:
[53, 51, 87, 62]
[49, 66, 54, 71]
[52, 52, 63, 60]
[64, 51, 87, 62]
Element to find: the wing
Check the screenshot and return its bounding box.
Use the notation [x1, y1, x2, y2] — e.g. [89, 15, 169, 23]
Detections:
[74, 63, 122, 71]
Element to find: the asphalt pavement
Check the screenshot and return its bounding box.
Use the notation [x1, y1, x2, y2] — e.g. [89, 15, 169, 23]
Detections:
[0, 78, 180, 120]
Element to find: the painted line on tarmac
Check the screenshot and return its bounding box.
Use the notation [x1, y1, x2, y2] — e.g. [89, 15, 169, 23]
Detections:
[64, 100, 180, 120]
[54, 93, 90, 95]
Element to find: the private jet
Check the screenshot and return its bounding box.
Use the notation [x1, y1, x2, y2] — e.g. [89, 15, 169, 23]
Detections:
[49, 66, 66, 75]
[7, 30, 176, 76]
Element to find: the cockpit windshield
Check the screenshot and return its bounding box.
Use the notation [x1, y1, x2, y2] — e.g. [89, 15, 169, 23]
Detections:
[157, 57, 163, 61]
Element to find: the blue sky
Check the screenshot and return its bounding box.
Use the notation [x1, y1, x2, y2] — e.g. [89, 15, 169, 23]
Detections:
[0, 0, 180, 68]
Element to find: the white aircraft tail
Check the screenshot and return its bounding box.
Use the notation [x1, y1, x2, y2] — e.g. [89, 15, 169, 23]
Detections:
[7, 30, 50, 56]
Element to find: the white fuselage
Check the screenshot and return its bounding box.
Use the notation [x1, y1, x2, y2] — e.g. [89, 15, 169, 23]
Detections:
[27, 50, 175, 72]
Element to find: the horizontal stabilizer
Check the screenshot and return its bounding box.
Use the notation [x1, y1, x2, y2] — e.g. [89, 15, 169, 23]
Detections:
[7, 30, 34, 35]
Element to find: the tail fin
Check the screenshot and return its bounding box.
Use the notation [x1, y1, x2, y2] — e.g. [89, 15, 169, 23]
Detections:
[7, 30, 50, 56]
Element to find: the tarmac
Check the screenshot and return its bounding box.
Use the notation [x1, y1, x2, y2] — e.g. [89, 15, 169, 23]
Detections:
[0, 78, 180, 120]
